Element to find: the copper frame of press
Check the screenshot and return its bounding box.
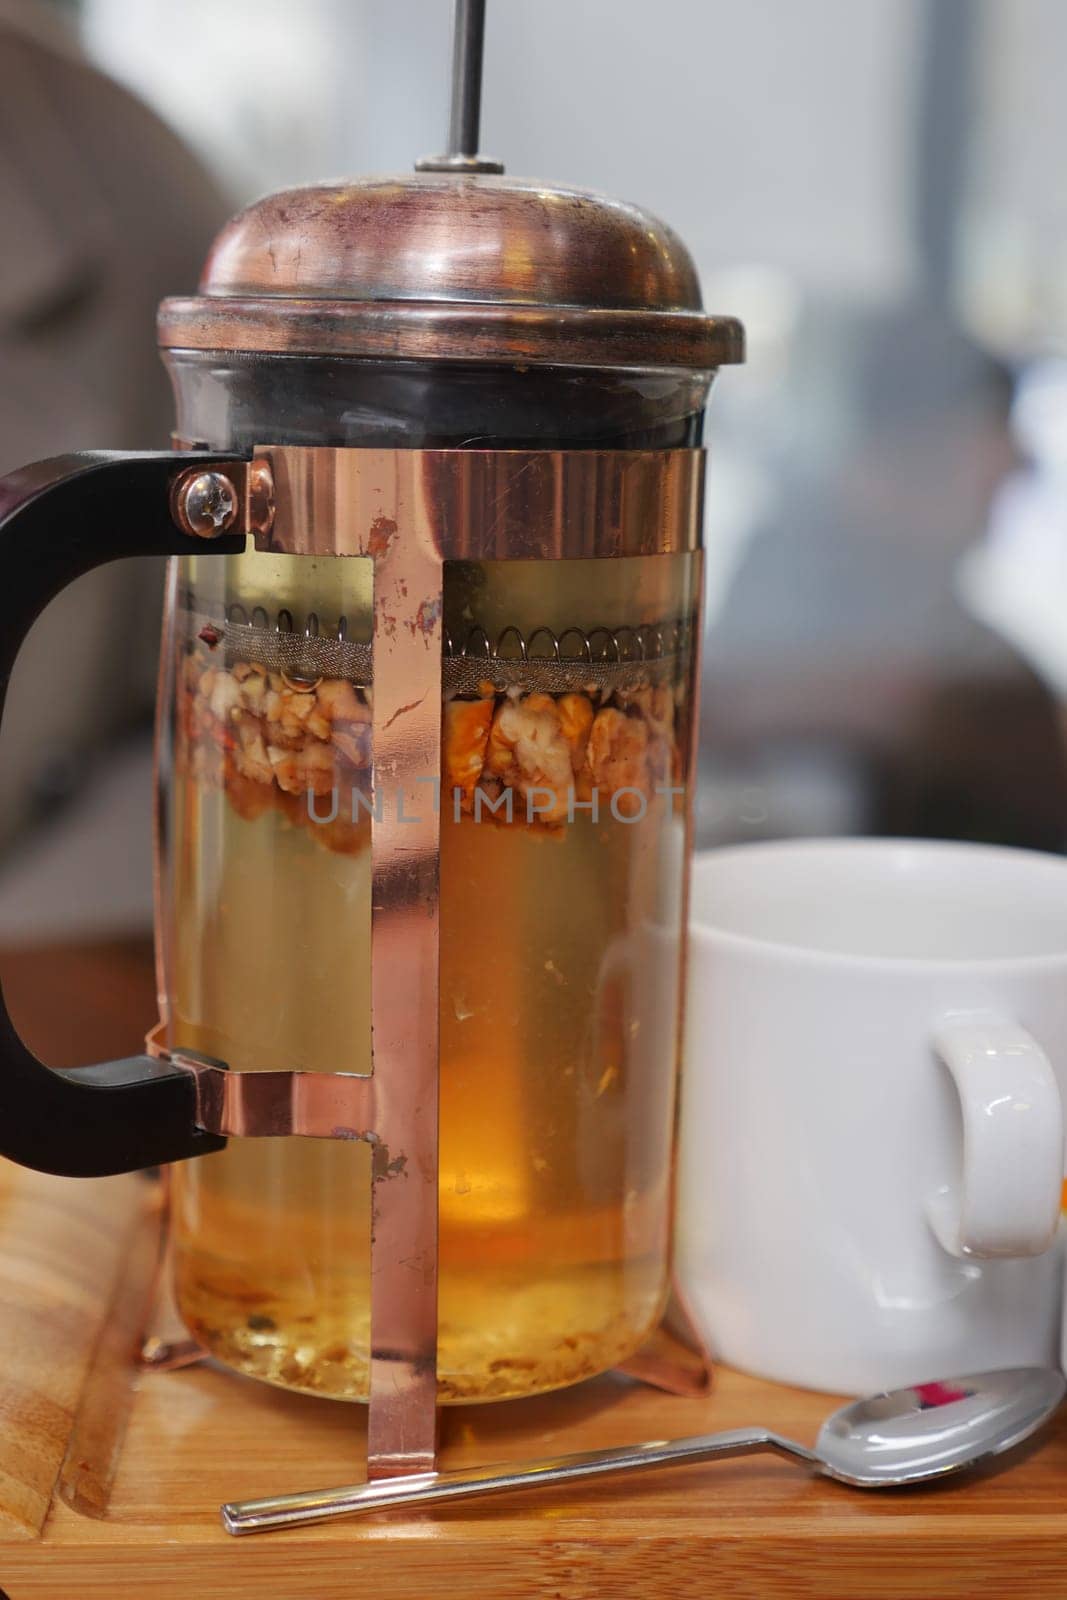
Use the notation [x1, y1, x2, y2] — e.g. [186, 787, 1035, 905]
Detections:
[148, 444, 705, 1498]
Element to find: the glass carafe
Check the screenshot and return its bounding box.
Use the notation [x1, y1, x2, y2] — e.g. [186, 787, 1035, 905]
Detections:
[161, 352, 708, 1400]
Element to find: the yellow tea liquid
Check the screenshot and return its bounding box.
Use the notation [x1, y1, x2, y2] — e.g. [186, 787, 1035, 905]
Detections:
[167, 552, 690, 1402]
[170, 796, 681, 1400]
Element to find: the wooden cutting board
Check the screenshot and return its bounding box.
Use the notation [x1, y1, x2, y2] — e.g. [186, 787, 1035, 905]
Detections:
[1, 940, 1066, 1598]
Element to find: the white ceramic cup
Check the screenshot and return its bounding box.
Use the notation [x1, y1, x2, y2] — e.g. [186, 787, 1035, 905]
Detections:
[675, 838, 1067, 1396]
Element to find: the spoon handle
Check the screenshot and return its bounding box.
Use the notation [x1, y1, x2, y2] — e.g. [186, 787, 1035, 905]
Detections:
[222, 1427, 820, 1534]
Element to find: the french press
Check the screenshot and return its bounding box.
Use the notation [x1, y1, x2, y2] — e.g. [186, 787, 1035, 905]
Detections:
[0, 0, 742, 1529]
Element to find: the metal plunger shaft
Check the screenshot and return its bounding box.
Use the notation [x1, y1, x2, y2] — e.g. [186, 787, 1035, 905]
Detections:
[417, 0, 503, 174]
[448, 0, 488, 159]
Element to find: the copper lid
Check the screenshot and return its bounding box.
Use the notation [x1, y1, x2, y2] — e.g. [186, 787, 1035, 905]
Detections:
[158, 174, 743, 371]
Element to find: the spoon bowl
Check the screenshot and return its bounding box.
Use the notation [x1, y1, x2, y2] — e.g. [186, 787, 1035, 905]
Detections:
[816, 1367, 1066, 1487]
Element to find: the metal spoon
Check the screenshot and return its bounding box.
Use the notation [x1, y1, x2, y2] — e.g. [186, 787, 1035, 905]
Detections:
[221, 1366, 1065, 1534]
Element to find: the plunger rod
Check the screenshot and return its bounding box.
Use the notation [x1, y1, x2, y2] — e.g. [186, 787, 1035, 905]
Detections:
[447, 0, 488, 159]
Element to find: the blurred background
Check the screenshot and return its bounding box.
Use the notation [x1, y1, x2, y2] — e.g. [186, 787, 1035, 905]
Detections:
[3, 0, 1067, 946]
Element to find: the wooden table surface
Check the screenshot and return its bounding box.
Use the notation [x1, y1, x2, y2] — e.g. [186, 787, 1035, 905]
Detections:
[1, 939, 1066, 1599]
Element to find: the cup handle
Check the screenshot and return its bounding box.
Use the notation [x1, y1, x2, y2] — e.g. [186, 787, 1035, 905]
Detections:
[927, 1010, 1063, 1258]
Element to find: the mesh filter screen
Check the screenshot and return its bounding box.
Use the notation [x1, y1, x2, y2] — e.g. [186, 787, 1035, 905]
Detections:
[182, 605, 690, 697]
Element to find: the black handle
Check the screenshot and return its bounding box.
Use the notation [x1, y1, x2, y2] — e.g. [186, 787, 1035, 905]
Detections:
[0, 451, 246, 1176]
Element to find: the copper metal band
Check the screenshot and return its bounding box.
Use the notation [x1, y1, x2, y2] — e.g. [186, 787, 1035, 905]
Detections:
[158, 298, 743, 371]
[146, 1039, 377, 1141]
[252, 445, 703, 561]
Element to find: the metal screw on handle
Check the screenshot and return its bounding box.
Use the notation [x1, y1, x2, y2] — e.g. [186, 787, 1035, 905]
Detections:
[171, 459, 273, 542]
[171, 469, 239, 539]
